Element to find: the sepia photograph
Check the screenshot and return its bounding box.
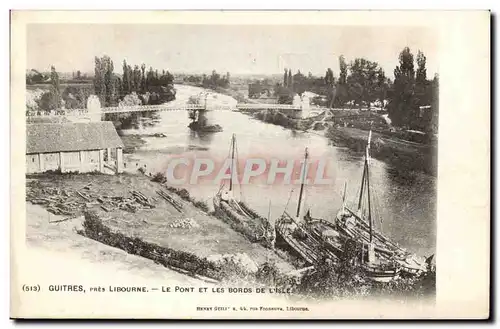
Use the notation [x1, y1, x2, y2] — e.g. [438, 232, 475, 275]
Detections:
[10, 10, 490, 319]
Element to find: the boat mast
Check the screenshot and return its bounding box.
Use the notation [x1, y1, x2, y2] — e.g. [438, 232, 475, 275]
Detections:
[366, 159, 373, 242]
[357, 160, 366, 212]
[342, 181, 347, 213]
[229, 134, 236, 192]
[296, 147, 309, 218]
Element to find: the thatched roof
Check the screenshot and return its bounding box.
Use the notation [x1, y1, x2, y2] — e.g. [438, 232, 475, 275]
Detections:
[26, 122, 124, 154]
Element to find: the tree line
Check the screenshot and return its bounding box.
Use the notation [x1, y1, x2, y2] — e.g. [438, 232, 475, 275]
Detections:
[26, 66, 64, 114]
[272, 47, 438, 133]
[183, 70, 231, 90]
[26, 56, 178, 114]
[94, 56, 176, 107]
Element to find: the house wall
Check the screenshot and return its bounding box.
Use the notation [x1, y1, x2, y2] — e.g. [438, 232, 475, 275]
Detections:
[61, 150, 101, 173]
[26, 154, 40, 173]
[61, 151, 82, 172]
[26, 149, 104, 174]
[76, 150, 100, 173]
[42, 153, 60, 171]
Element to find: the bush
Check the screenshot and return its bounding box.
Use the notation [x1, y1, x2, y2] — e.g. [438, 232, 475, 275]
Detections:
[255, 262, 282, 286]
[254, 110, 297, 129]
[177, 188, 190, 201]
[298, 259, 370, 298]
[152, 172, 167, 183]
[78, 211, 222, 280]
[193, 200, 209, 212]
[119, 92, 142, 107]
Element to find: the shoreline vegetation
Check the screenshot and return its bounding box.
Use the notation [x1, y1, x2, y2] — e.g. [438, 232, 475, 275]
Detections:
[26, 172, 436, 300]
[243, 108, 437, 177]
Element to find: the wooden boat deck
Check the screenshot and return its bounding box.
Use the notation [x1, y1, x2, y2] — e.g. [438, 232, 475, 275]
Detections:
[275, 213, 337, 265]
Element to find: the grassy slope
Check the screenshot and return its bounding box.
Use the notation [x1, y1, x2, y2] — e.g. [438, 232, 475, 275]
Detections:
[26, 203, 204, 285]
[27, 173, 293, 272]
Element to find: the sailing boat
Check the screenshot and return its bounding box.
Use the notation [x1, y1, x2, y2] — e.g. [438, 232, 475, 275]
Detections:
[213, 134, 275, 249]
[275, 147, 338, 265]
[334, 130, 427, 279]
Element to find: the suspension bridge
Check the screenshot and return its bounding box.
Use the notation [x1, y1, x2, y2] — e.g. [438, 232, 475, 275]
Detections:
[26, 102, 309, 117]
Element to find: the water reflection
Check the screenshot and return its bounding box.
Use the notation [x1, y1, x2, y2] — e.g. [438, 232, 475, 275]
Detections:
[188, 129, 215, 145]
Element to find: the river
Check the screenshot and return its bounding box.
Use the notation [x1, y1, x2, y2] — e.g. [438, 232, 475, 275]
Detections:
[120, 85, 436, 257]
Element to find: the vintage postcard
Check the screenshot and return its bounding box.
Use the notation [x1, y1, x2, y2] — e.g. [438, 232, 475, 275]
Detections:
[10, 10, 490, 319]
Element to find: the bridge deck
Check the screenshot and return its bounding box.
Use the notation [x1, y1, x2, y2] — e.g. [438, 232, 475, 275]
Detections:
[27, 103, 311, 116]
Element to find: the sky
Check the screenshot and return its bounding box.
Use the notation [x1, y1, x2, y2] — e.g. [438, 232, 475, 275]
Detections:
[27, 24, 438, 79]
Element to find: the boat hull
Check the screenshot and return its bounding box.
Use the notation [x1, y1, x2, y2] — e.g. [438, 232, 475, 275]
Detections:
[213, 194, 274, 248]
[275, 214, 338, 266]
[335, 208, 428, 277]
[363, 266, 401, 283]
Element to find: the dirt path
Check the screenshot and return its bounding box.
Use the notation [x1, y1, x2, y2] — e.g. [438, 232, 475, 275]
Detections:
[26, 203, 205, 285]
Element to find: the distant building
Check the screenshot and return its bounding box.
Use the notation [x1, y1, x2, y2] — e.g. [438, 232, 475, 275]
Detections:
[26, 122, 124, 174]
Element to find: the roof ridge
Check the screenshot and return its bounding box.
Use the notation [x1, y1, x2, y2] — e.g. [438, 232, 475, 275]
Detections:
[26, 121, 124, 154]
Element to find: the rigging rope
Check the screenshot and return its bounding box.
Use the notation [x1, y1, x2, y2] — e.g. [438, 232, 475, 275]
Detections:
[234, 136, 244, 202]
[282, 188, 295, 217]
[300, 159, 309, 218]
[221, 136, 232, 190]
[372, 184, 384, 234]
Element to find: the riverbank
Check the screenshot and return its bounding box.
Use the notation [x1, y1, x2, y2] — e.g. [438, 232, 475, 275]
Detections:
[246, 109, 437, 176]
[325, 126, 437, 177]
[25, 171, 435, 299]
[26, 173, 295, 278]
[119, 134, 147, 153]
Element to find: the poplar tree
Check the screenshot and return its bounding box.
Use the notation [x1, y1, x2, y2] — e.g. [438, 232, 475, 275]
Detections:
[388, 47, 416, 127]
[122, 60, 130, 95]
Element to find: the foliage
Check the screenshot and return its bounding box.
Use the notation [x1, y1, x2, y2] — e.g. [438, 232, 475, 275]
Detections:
[94, 56, 121, 107]
[94, 58, 176, 108]
[346, 58, 388, 107]
[387, 47, 438, 133]
[151, 172, 167, 184]
[274, 85, 294, 105]
[118, 92, 143, 107]
[26, 69, 48, 85]
[187, 95, 201, 105]
[255, 262, 284, 286]
[26, 89, 45, 113]
[200, 70, 230, 90]
[35, 66, 63, 113]
[176, 188, 191, 200]
[163, 184, 192, 201]
[298, 254, 370, 298]
[248, 81, 264, 99]
[62, 85, 93, 109]
[193, 200, 209, 212]
[79, 211, 222, 280]
[183, 75, 202, 84]
[142, 66, 176, 104]
[254, 110, 297, 129]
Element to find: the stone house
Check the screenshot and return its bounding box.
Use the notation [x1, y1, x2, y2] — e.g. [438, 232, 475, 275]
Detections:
[26, 122, 124, 174]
